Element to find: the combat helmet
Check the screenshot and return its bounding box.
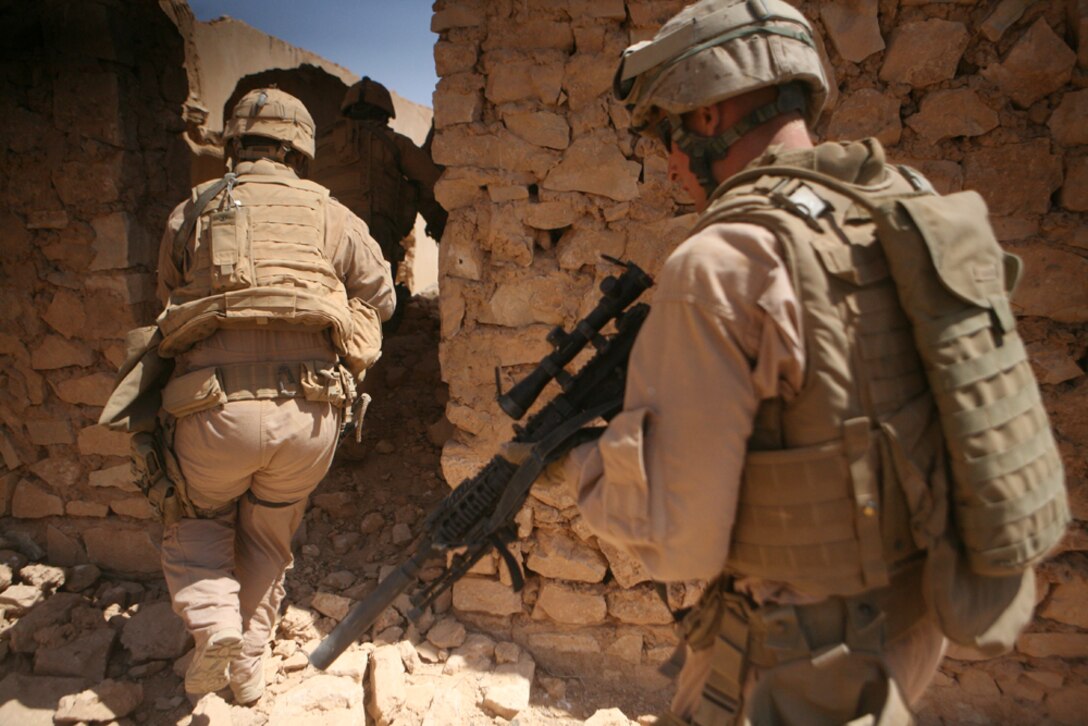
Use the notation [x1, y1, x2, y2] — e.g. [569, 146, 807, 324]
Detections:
[341, 77, 396, 120]
[223, 87, 316, 159]
[613, 0, 829, 194]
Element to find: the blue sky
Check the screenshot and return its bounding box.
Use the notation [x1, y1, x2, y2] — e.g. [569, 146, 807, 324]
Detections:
[188, 0, 440, 108]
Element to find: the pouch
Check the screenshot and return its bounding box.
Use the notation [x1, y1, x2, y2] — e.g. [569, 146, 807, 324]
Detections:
[206, 206, 253, 292]
[162, 368, 227, 418]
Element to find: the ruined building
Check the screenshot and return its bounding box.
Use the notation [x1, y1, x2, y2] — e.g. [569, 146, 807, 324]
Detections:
[0, 0, 1086, 723]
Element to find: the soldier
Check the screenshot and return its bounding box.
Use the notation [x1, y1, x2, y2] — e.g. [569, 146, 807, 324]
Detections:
[557, 0, 1065, 723]
[153, 88, 394, 703]
[311, 76, 447, 332]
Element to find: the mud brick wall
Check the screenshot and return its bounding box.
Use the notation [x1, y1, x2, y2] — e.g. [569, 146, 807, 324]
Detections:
[0, 1, 190, 574]
[430, 0, 1088, 714]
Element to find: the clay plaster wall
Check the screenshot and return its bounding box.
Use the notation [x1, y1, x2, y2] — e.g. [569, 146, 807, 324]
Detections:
[430, 0, 1088, 715]
[0, 0, 191, 574]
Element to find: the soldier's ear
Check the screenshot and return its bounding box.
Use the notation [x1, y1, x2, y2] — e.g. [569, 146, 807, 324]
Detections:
[687, 104, 720, 136]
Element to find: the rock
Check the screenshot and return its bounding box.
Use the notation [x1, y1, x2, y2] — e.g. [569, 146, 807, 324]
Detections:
[495, 641, 521, 664]
[25, 419, 74, 446]
[0, 548, 29, 571]
[0, 583, 44, 614]
[320, 570, 356, 591]
[268, 674, 365, 725]
[485, 55, 563, 105]
[607, 586, 674, 625]
[981, 18, 1076, 107]
[11, 481, 64, 519]
[452, 576, 524, 616]
[83, 527, 161, 574]
[188, 692, 232, 723]
[0, 563, 10, 590]
[505, 111, 570, 150]
[981, 0, 1033, 41]
[606, 634, 644, 665]
[1017, 632, 1088, 658]
[1041, 580, 1088, 628]
[121, 602, 191, 662]
[282, 651, 309, 672]
[964, 140, 1062, 217]
[330, 531, 359, 555]
[880, 19, 969, 88]
[8, 592, 83, 653]
[480, 654, 535, 719]
[907, 89, 998, 142]
[820, 0, 883, 62]
[391, 523, 413, 545]
[325, 648, 369, 684]
[34, 627, 116, 681]
[426, 617, 466, 648]
[543, 134, 641, 201]
[1008, 245, 1088, 323]
[47, 526, 89, 567]
[375, 440, 396, 454]
[597, 540, 652, 589]
[1062, 156, 1088, 213]
[369, 644, 407, 725]
[0, 674, 89, 726]
[1046, 684, 1088, 725]
[586, 708, 638, 725]
[359, 511, 385, 535]
[52, 372, 115, 406]
[64, 564, 101, 592]
[827, 89, 901, 146]
[30, 336, 95, 370]
[526, 531, 608, 583]
[534, 582, 607, 624]
[1050, 90, 1088, 147]
[311, 592, 352, 621]
[19, 563, 65, 591]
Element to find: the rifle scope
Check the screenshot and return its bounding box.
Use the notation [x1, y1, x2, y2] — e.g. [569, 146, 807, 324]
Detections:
[497, 257, 652, 420]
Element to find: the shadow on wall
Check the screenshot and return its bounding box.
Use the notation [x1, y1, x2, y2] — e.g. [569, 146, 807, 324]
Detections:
[222, 63, 350, 139]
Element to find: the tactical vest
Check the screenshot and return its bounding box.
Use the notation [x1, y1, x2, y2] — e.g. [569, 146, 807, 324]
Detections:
[157, 166, 356, 361]
[695, 155, 1067, 600]
[312, 119, 419, 258]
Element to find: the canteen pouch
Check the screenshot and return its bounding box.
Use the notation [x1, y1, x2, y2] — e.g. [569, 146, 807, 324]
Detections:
[161, 368, 228, 418]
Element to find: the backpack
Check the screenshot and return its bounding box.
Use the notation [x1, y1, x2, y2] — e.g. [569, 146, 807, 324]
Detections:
[717, 163, 1070, 652]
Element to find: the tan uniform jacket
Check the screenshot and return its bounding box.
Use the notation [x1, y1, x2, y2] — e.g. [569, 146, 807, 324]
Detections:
[567, 205, 805, 585]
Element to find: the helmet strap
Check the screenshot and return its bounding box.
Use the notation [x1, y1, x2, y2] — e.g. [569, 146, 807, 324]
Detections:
[669, 83, 807, 198]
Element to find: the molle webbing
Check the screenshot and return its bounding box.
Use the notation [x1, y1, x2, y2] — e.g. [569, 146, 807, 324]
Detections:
[719, 164, 1069, 577]
[730, 418, 889, 596]
[158, 172, 357, 360]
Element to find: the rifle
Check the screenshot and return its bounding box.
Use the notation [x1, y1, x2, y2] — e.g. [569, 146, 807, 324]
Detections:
[309, 256, 653, 669]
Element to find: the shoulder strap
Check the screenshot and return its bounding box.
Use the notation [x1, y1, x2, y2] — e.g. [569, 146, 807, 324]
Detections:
[171, 173, 235, 269]
[713, 164, 930, 216]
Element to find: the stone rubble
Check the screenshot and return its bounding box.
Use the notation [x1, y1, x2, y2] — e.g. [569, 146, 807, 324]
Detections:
[0, 1, 1084, 724]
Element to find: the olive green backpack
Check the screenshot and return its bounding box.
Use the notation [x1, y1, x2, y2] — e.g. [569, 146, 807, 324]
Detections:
[721, 164, 1070, 653]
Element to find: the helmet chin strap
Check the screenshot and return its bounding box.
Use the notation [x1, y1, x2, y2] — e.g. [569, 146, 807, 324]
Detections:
[667, 83, 807, 198]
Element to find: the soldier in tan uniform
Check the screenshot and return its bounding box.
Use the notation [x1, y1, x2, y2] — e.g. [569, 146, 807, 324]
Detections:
[553, 1, 1063, 723]
[155, 88, 394, 703]
[311, 77, 447, 332]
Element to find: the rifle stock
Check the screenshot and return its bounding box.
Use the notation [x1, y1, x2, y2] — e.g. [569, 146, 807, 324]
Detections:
[309, 259, 652, 669]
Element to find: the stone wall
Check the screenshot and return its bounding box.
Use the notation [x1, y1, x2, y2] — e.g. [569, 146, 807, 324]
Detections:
[430, 0, 1088, 715]
[0, 0, 191, 574]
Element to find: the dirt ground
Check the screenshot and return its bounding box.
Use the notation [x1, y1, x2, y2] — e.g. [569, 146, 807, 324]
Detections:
[0, 293, 671, 725]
